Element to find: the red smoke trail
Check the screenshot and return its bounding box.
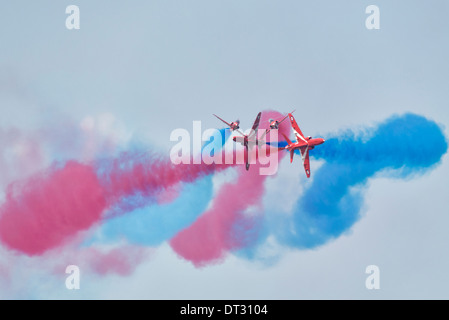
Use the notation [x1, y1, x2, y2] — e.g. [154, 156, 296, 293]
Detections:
[0, 161, 107, 256]
[170, 163, 267, 266]
[0, 156, 224, 256]
[97, 153, 234, 219]
[0, 110, 287, 268]
[99, 153, 221, 208]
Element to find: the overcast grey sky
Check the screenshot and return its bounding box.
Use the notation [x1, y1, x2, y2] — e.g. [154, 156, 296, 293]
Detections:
[1, 1, 448, 299]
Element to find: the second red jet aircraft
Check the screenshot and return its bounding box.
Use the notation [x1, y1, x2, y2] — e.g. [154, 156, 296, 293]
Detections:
[281, 113, 325, 178]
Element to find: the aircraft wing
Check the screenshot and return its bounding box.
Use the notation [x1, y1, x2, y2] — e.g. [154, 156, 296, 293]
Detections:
[259, 129, 269, 142]
[248, 112, 262, 140]
[298, 145, 310, 178]
[213, 114, 245, 136]
[252, 112, 262, 131]
[234, 128, 246, 136]
[299, 144, 308, 161]
[289, 113, 307, 144]
[303, 149, 311, 178]
[213, 114, 232, 127]
[276, 111, 294, 126]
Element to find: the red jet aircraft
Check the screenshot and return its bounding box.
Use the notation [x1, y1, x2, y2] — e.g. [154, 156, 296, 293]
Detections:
[268, 110, 295, 130]
[232, 112, 262, 171]
[213, 114, 242, 133]
[260, 110, 295, 141]
[213, 112, 262, 171]
[282, 113, 325, 178]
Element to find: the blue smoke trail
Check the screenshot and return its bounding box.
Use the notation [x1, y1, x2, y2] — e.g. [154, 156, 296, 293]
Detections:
[278, 113, 447, 248]
[90, 175, 214, 246]
[235, 113, 447, 263]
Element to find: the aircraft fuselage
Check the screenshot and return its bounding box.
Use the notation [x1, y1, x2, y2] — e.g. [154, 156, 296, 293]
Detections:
[286, 137, 325, 150]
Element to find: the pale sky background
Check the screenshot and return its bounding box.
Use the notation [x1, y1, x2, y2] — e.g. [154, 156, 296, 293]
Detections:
[0, 1, 448, 299]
